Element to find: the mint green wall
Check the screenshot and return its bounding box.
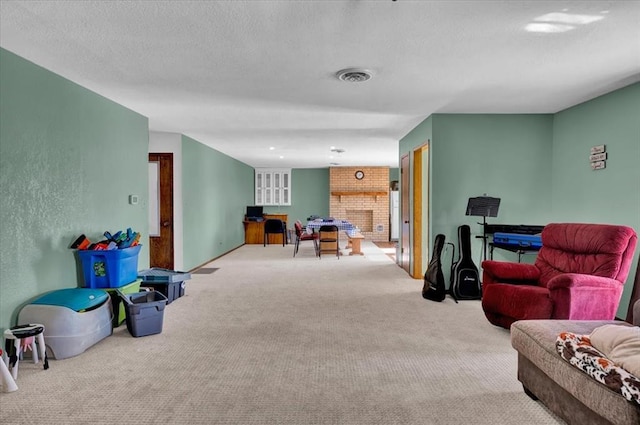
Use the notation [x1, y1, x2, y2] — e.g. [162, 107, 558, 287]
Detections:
[389, 168, 399, 183]
[181, 135, 254, 270]
[0, 49, 149, 331]
[400, 114, 553, 276]
[402, 85, 639, 318]
[263, 168, 330, 226]
[431, 114, 554, 265]
[552, 83, 640, 318]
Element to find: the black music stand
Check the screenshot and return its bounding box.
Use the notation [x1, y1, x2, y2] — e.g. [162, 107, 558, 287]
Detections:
[465, 196, 501, 261]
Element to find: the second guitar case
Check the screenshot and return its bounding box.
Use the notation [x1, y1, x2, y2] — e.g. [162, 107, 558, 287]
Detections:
[450, 224, 481, 300]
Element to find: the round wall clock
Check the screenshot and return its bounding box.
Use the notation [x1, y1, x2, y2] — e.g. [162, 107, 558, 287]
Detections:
[355, 170, 365, 180]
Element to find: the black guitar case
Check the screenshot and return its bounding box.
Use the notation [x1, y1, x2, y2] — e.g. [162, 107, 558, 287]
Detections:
[449, 225, 481, 300]
[422, 234, 446, 302]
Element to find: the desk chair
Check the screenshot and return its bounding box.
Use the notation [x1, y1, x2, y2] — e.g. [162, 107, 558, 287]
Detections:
[318, 225, 339, 259]
[264, 219, 287, 246]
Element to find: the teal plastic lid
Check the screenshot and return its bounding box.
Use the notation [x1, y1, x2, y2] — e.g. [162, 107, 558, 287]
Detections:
[31, 288, 108, 311]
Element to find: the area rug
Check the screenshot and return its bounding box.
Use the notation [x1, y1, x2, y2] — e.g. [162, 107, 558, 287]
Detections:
[191, 267, 219, 274]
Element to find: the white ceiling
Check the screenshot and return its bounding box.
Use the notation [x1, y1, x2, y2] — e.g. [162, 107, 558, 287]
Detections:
[1, 1, 639, 168]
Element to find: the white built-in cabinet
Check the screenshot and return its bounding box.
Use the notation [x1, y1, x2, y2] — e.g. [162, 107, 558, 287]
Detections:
[255, 168, 291, 206]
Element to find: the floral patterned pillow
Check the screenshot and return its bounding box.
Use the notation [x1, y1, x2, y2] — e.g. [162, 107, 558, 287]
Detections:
[556, 331, 640, 405]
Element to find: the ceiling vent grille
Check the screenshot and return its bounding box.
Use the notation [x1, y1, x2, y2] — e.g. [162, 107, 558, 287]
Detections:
[336, 68, 372, 83]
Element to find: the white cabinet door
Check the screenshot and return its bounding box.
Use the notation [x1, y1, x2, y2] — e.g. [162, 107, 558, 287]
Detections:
[255, 168, 291, 206]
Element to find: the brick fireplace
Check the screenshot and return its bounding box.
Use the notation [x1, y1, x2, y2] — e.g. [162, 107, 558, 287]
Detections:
[329, 167, 389, 242]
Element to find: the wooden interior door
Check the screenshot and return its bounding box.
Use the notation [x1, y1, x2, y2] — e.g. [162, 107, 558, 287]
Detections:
[412, 148, 423, 278]
[411, 142, 430, 279]
[149, 153, 174, 269]
[401, 154, 411, 274]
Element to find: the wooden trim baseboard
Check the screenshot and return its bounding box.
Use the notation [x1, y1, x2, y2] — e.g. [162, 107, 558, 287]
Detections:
[188, 244, 245, 272]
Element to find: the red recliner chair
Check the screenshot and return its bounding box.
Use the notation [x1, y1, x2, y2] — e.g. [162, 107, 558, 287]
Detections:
[481, 223, 637, 329]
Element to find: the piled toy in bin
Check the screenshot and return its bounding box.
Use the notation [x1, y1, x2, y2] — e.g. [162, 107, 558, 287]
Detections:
[71, 228, 142, 290]
[70, 228, 140, 251]
[71, 228, 144, 329]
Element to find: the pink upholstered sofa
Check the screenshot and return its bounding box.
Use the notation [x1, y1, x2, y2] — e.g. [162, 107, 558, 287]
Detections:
[482, 223, 637, 329]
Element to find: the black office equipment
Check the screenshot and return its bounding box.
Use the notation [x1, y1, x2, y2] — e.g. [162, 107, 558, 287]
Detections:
[246, 206, 264, 220]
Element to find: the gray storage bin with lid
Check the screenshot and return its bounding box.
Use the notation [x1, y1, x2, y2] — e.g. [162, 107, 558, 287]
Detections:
[137, 268, 191, 304]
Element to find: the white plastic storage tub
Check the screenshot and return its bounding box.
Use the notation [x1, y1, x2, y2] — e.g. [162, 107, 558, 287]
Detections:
[17, 288, 113, 359]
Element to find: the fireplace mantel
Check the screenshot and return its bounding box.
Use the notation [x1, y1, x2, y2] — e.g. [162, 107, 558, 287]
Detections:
[331, 191, 387, 201]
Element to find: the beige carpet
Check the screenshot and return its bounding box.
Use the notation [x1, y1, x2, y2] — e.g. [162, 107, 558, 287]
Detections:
[372, 241, 397, 262]
[0, 242, 563, 424]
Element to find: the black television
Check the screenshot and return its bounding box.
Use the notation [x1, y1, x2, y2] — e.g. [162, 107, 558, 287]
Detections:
[246, 206, 264, 220]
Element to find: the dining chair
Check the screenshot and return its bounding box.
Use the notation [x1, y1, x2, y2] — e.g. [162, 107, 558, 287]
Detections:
[293, 220, 318, 257]
[264, 219, 286, 246]
[318, 225, 339, 259]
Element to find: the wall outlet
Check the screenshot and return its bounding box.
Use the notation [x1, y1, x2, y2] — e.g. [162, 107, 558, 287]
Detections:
[129, 194, 139, 205]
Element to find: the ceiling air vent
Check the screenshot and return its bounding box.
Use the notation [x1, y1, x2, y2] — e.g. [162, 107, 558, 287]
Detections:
[336, 68, 372, 83]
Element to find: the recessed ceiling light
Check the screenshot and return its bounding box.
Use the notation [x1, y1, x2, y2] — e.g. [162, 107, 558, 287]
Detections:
[535, 12, 604, 25]
[526, 11, 605, 33]
[526, 22, 574, 33]
[269, 146, 275, 150]
[336, 68, 372, 83]
[279, 156, 284, 159]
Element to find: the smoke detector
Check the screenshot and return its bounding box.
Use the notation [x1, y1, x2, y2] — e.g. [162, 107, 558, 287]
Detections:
[336, 68, 372, 83]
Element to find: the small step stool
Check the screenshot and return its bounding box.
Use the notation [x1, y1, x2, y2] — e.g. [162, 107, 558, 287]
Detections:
[3, 323, 49, 381]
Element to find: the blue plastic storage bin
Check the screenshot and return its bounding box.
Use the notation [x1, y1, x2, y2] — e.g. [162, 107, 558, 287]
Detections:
[77, 245, 142, 288]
